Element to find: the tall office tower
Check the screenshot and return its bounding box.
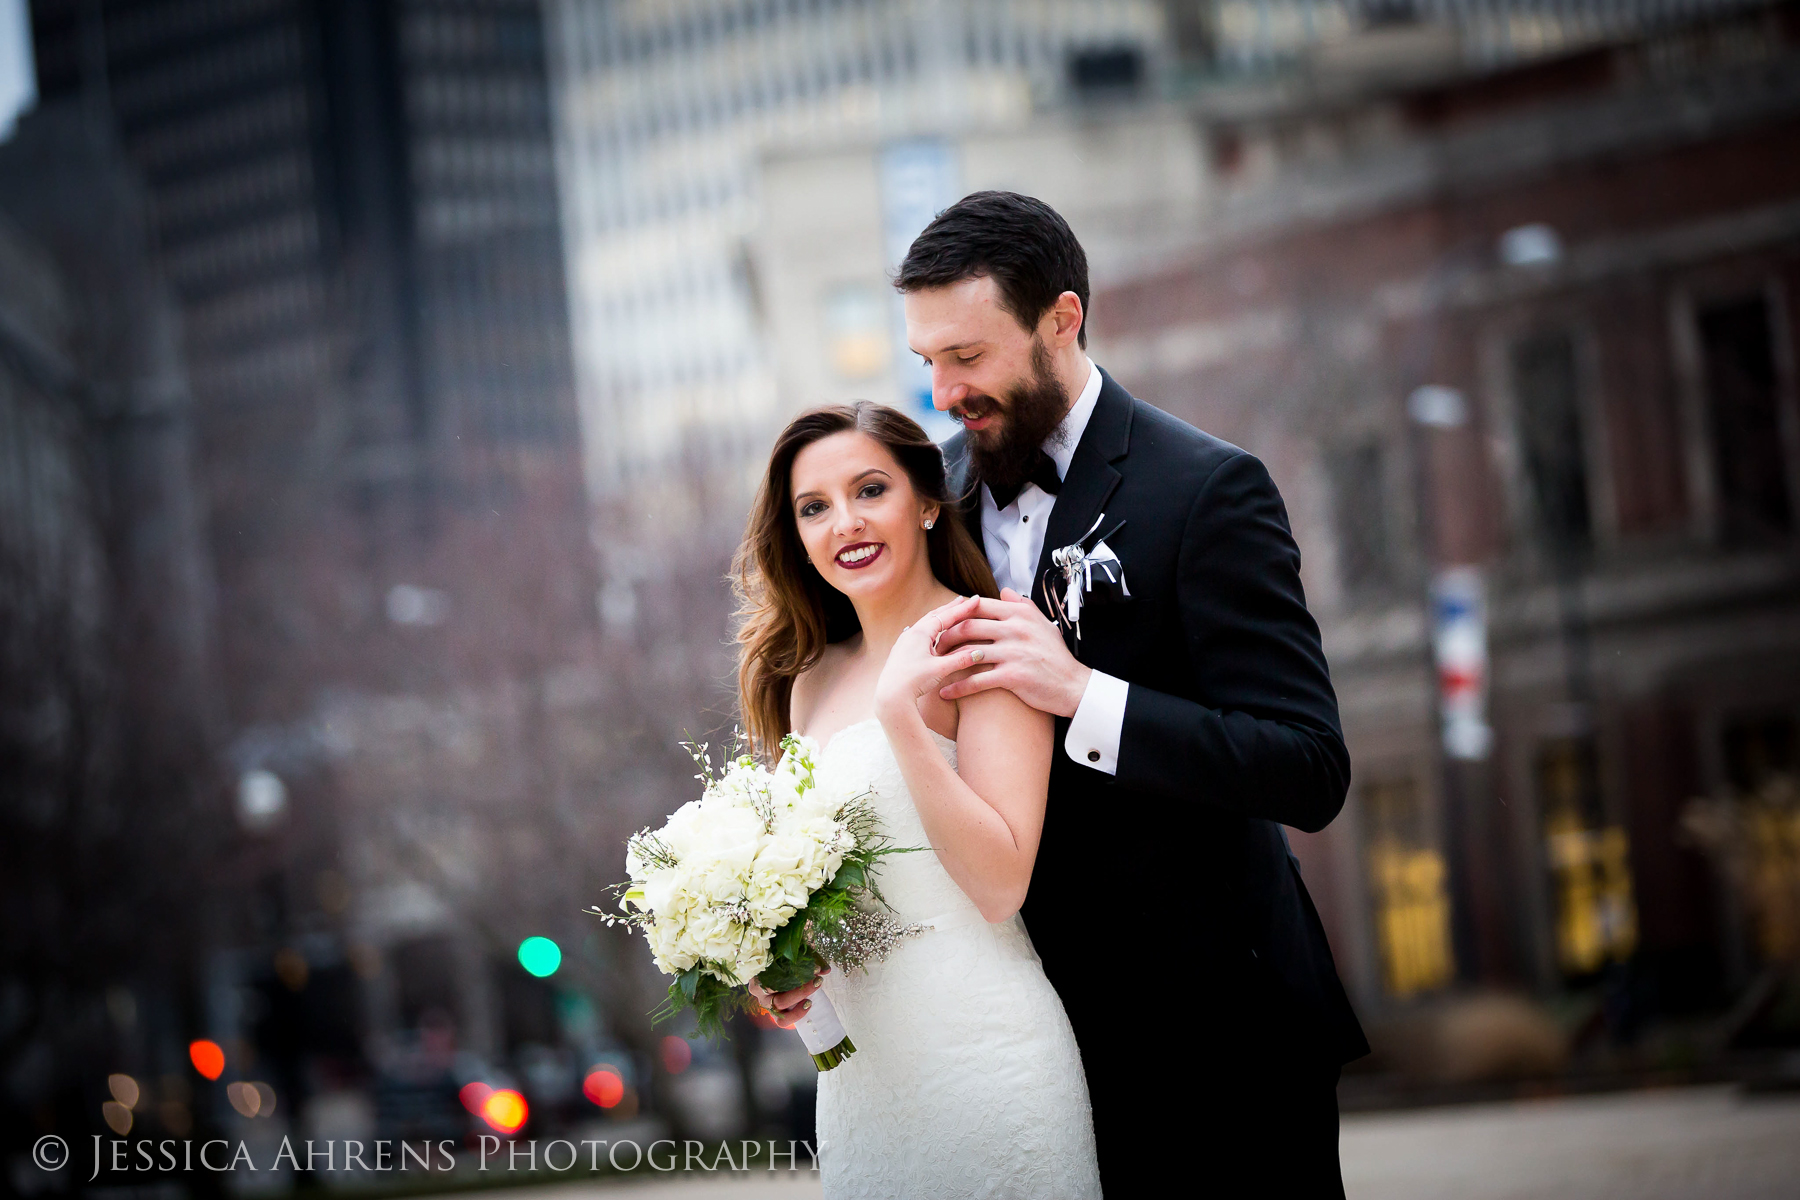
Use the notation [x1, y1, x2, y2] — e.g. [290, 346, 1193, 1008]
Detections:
[544, 0, 1167, 524]
[29, 0, 587, 716]
[27, 0, 600, 1075]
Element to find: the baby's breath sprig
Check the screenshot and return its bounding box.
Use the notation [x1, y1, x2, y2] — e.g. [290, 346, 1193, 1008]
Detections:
[833, 789, 884, 845]
[747, 772, 779, 833]
[807, 907, 928, 973]
[680, 737, 715, 787]
[626, 828, 679, 871]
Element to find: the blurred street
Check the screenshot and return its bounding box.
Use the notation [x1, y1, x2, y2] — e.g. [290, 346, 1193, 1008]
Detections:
[1341, 1085, 1800, 1200]
[446, 1178, 822, 1200]
[440, 1085, 1800, 1200]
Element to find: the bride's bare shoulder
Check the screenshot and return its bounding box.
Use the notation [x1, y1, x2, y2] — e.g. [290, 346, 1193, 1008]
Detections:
[954, 684, 1052, 756]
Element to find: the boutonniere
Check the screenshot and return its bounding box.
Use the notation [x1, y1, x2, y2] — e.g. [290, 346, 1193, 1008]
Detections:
[1045, 514, 1129, 647]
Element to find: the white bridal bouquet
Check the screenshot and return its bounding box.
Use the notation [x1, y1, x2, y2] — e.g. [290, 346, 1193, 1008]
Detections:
[596, 734, 921, 1070]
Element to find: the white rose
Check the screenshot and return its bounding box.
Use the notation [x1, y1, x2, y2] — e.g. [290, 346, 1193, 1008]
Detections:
[658, 799, 709, 858]
[685, 806, 763, 885]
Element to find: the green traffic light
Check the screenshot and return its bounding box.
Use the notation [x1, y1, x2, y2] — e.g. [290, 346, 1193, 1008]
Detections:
[518, 936, 562, 978]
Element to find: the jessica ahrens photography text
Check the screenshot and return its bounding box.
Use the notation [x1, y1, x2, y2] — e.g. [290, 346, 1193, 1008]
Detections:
[73, 1135, 820, 1180]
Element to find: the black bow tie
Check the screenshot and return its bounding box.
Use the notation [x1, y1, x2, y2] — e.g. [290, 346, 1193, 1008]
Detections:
[987, 450, 1063, 511]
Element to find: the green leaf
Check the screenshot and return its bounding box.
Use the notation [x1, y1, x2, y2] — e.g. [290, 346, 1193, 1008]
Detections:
[756, 951, 819, 994]
[770, 917, 809, 962]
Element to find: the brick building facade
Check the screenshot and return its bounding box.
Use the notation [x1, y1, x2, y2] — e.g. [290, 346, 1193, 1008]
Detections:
[1091, 5, 1800, 1025]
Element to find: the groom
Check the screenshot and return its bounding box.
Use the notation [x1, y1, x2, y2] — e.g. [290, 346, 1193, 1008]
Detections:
[903, 192, 1367, 1194]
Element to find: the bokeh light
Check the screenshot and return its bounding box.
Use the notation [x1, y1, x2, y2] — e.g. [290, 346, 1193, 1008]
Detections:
[582, 1066, 624, 1108]
[480, 1088, 528, 1135]
[516, 936, 561, 978]
[101, 1100, 132, 1135]
[659, 1035, 692, 1074]
[187, 1040, 224, 1081]
[225, 1081, 262, 1117]
[106, 1073, 139, 1109]
[458, 1081, 492, 1114]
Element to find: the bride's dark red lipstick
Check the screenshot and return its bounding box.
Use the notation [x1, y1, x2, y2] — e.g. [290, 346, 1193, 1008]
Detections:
[834, 541, 884, 569]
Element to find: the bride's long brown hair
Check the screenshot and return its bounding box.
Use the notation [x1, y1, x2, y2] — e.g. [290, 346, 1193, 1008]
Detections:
[732, 402, 998, 759]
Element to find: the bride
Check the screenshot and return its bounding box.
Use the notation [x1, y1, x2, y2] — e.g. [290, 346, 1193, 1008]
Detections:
[736, 401, 1101, 1199]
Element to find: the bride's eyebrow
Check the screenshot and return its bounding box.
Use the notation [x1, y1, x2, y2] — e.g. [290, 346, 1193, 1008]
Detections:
[794, 468, 892, 507]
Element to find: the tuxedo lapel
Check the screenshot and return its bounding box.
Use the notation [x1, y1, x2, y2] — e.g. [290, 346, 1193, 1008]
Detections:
[1032, 368, 1134, 617]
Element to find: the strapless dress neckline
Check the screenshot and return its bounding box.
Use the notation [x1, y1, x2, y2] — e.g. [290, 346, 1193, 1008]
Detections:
[816, 714, 956, 757]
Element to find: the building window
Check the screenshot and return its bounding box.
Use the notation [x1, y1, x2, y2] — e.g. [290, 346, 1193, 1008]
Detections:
[1714, 713, 1800, 964]
[1329, 440, 1393, 592]
[824, 285, 889, 381]
[1698, 294, 1794, 543]
[1511, 330, 1592, 556]
[1067, 45, 1145, 99]
[1537, 737, 1637, 976]
[1363, 777, 1455, 997]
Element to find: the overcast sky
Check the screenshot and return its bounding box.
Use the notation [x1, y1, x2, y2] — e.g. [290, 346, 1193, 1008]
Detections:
[0, 0, 36, 143]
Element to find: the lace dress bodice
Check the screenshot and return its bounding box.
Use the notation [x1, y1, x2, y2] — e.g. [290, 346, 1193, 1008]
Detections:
[813, 717, 999, 933]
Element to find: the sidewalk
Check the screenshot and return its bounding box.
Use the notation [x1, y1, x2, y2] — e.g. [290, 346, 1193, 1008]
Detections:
[426, 1084, 1800, 1200]
[1341, 1084, 1800, 1200]
[465, 1175, 821, 1199]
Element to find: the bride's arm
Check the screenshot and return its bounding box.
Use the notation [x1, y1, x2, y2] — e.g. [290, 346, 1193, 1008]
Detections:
[875, 613, 1053, 923]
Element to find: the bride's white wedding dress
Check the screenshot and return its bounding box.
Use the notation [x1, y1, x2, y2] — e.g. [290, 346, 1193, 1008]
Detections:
[810, 717, 1103, 1200]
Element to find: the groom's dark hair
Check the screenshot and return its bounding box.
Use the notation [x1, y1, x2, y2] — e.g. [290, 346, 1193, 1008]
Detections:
[895, 191, 1090, 349]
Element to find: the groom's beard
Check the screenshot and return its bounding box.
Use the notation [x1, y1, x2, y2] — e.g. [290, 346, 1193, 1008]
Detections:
[959, 338, 1070, 498]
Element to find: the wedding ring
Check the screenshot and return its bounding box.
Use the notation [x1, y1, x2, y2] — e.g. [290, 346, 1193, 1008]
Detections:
[971, 648, 984, 663]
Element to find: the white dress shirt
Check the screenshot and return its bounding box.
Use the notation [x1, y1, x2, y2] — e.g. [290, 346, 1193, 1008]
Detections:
[977, 359, 1128, 775]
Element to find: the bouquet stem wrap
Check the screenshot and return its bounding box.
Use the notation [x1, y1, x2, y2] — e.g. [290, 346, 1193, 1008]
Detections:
[792, 990, 856, 1070]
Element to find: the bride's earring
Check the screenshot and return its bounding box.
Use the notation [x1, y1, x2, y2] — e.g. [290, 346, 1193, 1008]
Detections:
[923, 517, 934, 530]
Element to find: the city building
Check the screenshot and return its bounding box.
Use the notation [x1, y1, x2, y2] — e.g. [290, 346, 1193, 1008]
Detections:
[543, 0, 1170, 583]
[24, 0, 615, 1148]
[738, 0, 1800, 1046]
[0, 96, 222, 1160]
[1092, 3, 1800, 1036]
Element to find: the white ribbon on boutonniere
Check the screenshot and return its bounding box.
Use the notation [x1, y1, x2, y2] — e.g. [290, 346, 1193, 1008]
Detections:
[1045, 513, 1129, 648]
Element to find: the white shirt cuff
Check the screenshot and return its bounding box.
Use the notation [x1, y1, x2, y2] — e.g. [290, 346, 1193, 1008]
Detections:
[1063, 671, 1127, 775]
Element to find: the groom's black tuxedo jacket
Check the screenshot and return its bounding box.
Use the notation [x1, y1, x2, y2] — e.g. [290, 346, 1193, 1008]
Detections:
[946, 369, 1370, 1081]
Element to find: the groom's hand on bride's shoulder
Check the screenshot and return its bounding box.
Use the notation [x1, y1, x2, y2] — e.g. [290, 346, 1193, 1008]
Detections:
[746, 965, 829, 1030]
[930, 589, 1090, 719]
